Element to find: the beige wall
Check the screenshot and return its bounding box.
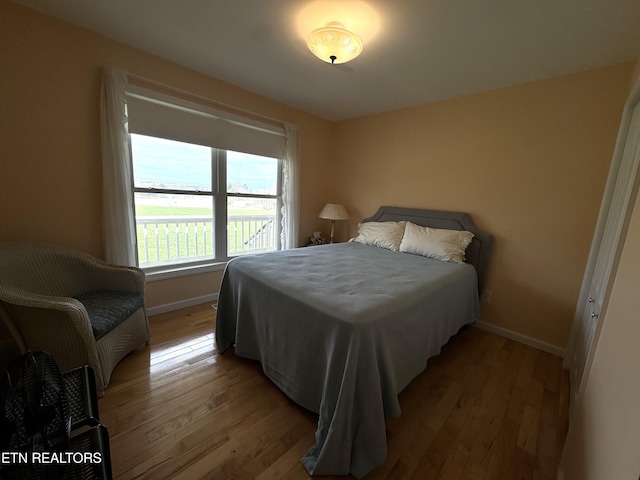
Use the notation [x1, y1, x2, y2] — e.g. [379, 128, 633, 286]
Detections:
[0, 0, 333, 312]
[4, 1, 639, 472]
[331, 64, 634, 349]
[0, 0, 635, 357]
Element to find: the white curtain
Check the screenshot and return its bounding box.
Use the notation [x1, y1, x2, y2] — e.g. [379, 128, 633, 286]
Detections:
[100, 68, 137, 266]
[281, 124, 300, 249]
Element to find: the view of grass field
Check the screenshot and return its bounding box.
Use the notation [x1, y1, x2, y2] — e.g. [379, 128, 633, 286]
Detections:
[135, 205, 277, 265]
[136, 205, 211, 216]
[135, 205, 271, 216]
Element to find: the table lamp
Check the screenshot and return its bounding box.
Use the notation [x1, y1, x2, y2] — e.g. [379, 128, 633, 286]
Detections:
[319, 203, 349, 243]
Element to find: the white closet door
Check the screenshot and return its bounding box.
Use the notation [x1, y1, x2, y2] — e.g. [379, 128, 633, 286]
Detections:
[565, 81, 640, 408]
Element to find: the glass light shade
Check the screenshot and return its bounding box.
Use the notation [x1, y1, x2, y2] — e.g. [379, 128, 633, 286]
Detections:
[307, 22, 363, 64]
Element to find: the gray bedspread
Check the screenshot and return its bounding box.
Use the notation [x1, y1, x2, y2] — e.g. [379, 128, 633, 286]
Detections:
[215, 242, 479, 478]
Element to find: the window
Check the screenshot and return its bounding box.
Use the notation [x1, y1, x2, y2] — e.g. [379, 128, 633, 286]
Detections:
[225, 150, 281, 257]
[130, 134, 281, 270]
[125, 85, 290, 274]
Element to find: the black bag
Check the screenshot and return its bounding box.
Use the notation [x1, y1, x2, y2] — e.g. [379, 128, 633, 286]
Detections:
[0, 351, 72, 479]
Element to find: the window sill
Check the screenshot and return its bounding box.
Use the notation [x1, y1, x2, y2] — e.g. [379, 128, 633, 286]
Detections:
[143, 261, 228, 282]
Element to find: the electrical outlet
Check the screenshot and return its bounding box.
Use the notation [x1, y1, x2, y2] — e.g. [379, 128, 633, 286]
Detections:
[481, 290, 492, 303]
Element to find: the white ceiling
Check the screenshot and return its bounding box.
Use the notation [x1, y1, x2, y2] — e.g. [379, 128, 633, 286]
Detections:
[13, 0, 640, 121]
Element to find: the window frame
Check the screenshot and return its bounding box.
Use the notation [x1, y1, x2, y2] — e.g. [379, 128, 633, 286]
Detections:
[130, 138, 283, 279]
[215, 150, 283, 260]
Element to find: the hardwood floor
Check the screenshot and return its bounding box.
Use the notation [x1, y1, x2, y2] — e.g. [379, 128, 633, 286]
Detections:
[98, 304, 569, 480]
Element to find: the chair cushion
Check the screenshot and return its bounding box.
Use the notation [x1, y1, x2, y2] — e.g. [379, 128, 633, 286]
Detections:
[73, 291, 144, 341]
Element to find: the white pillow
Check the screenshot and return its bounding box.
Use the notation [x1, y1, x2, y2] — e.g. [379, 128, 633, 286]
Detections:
[349, 221, 407, 251]
[399, 222, 474, 263]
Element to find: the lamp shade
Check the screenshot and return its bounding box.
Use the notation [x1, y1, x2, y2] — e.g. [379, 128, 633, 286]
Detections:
[319, 203, 349, 221]
[307, 22, 362, 64]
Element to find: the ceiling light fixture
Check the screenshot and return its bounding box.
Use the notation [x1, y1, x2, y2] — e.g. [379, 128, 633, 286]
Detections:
[307, 21, 363, 65]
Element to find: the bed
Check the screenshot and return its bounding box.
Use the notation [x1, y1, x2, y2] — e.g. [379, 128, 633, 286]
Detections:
[215, 206, 493, 478]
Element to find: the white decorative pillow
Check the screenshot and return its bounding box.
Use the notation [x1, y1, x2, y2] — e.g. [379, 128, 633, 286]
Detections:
[349, 221, 407, 251]
[399, 222, 474, 264]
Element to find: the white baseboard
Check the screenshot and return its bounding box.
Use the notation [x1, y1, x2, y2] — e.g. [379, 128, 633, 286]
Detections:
[147, 293, 219, 317]
[474, 320, 565, 358]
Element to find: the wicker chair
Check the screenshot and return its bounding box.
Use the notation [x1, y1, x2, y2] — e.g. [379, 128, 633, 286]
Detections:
[0, 242, 149, 396]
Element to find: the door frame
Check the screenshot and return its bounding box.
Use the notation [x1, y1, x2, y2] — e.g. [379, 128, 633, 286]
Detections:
[564, 73, 640, 412]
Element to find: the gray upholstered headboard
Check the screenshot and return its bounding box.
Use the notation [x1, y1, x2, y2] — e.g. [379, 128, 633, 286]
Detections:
[362, 206, 493, 294]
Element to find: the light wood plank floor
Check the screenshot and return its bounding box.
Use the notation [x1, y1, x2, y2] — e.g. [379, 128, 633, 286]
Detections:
[98, 304, 569, 480]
